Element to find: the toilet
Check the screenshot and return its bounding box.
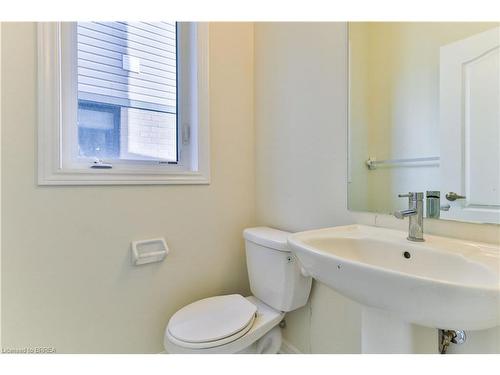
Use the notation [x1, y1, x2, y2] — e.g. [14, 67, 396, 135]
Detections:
[164, 227, 312, 354]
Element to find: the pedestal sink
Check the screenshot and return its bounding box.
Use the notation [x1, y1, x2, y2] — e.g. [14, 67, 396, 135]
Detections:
[288, 224, 500, 352]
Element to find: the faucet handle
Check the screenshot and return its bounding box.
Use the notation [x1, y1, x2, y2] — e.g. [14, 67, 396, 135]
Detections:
[398, 192, 423, 200]
[398, 193, 412, 198]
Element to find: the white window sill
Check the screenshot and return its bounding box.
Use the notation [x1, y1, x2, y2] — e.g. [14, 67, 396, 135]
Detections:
[38, 170, 210, 186]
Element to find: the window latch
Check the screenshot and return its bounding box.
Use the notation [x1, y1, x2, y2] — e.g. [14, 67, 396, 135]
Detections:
[182, 124, 191, 145]
[90, 158, 113, 169]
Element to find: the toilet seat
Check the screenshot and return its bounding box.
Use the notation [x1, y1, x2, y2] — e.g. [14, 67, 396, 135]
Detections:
[164, 296, 285, 354]
[167, 294, 258, 349]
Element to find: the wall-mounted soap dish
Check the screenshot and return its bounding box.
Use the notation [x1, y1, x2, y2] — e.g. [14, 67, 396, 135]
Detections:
[131, 238, 169, 266]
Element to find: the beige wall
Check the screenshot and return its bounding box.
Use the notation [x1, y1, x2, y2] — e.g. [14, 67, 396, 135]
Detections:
[347, 22, 370, 212]
[1, 22, 255, 353]
[0, 22, 3, 347]
[2, 21, 499, 355]
[349, 22, 499, 214]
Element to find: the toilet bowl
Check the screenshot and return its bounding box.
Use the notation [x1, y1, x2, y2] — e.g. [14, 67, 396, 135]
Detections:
[164, 295, 284, 354]
[164, 227, 312, 354]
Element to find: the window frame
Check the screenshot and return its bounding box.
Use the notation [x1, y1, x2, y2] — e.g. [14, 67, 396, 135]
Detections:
[37, 22, 210, 185]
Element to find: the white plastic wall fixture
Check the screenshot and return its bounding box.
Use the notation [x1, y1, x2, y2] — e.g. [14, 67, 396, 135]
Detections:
[131, 238, 169, 266]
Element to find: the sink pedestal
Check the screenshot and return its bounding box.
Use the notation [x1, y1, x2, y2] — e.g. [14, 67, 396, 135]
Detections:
[361, 307, 438, 354]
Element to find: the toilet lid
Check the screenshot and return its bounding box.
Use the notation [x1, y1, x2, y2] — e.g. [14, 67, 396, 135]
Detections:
[167, 294, 257, 344]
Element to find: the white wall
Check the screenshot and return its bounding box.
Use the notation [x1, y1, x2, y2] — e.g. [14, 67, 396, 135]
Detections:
[255, 22, 353, 233]
[254, 21, 500, 354]
[254, 22, 361, 353]
[1, 22, 255, 353]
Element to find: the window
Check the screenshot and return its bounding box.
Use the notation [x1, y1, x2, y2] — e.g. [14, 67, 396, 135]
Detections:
[38, 22, 209, 185]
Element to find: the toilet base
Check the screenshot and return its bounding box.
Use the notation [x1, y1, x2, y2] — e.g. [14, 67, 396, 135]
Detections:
[236, 326, 282, 354]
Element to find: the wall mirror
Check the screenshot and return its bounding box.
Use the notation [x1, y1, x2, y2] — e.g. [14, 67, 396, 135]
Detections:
[347, 22, 500, 224]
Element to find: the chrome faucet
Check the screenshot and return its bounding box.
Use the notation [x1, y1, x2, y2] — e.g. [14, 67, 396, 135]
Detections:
[394, 192, 424, 242]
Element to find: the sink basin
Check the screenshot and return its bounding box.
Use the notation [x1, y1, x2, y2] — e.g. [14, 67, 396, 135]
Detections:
[288, 224, 500, 330]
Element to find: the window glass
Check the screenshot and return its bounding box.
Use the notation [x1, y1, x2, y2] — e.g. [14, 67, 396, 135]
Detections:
[76, 22, 177, 162]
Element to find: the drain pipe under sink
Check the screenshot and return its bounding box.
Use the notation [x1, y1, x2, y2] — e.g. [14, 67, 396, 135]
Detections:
[439, 329, 466, 354]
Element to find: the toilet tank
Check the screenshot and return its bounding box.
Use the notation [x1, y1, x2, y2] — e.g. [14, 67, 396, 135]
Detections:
[243, 227, 312, 312]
